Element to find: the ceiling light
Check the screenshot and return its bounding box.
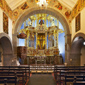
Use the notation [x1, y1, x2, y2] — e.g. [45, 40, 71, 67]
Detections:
[37, 0, 48, 8]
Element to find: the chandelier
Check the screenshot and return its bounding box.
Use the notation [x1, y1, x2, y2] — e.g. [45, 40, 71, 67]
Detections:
[37, 0, 48, 7]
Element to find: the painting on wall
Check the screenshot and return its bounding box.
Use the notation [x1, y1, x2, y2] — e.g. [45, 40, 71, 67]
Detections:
[55, 3, 62, 10]
[65, 11, 71, 18]
[3, 12, 8, 34]
[21, 2, 29, 10]
[75, 13, 80, 32]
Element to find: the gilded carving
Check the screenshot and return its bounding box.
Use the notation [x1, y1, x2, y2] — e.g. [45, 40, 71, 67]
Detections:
[55, 3, 62, 10]
[71, 0, 85, 19]
[21, 2, 29, 10]
[0, 0, 12, 19]
[65, 11, 71, 18]
[0, 0, 3, 7]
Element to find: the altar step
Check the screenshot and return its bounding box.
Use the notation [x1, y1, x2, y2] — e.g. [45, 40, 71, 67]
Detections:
[30, 65, 54, 74]
[31, 70, 53, 74]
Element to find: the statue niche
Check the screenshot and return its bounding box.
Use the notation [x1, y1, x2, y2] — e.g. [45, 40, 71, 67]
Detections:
[29, 33, 35, 47]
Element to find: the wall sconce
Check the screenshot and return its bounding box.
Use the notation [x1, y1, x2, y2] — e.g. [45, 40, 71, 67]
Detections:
[83, 41, 85, 45]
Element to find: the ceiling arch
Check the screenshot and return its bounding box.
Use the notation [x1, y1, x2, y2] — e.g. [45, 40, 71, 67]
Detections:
[13, 7, 71, 35]
[5, 0, 78, 10]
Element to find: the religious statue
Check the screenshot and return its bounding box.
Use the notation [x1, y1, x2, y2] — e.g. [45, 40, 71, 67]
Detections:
[39, 20, 44, 25]
[48, 34, 54, 48]
[51, 19, 55, 26]
[29, 33, 35, 47]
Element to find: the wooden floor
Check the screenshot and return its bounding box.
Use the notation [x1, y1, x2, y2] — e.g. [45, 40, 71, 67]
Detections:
[28, 74, 56, 85]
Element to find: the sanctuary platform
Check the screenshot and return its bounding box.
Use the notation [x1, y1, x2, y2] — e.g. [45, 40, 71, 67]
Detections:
[30, 65, 54, 74]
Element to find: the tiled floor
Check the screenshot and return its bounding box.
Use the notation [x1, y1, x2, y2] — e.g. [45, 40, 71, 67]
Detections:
[28, 74, 56, 85]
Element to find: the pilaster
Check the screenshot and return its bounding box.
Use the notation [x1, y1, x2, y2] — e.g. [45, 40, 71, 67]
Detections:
[64, 34, 71, 64]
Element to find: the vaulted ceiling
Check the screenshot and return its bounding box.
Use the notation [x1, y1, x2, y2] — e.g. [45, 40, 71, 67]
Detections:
[5, 0, 26, 10]
[58, 0, 78, 10]
[5, 0, 78, 10]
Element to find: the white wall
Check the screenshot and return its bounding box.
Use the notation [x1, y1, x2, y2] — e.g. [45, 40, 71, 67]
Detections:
[8, 18, 12, 41]
[0, 8, 3, 33]
[0, 7, 12, 41]
[81, 7, 85, 32]
[71, 18, 75, 39]
[71, 7, 85, 41]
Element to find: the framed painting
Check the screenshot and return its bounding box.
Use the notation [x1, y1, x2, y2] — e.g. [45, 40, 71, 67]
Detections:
[3, 12, 8, 34]
[75, 13, 80, 32]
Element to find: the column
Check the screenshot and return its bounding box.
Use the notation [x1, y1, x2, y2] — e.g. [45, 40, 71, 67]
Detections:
[64, 34, 71, 64]
[34, 20, 35, 27]
[36, 19, 39, 29]
[56, 19, 59, 48]
[3, 53, 14, 66]
[45, 32, 47, 49]
[55, 33, 58, 49]
[36, 32, 37, 49]
[44, 14, 46, 26]
[8, 18, 12, 41]
[48, 21, 50, 27]
[57, 19, 59, 27]
[54, 30, 56, 47]
[25, 38, 27, 46]
[12, 33, 18, 57]
[27, 38, 29, 48]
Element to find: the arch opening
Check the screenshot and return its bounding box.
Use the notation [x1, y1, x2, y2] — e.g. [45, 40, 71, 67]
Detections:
[0, 33, 14, 66]
[14, 7, 70, 34]
[69, 34, 85, 66]
[13, 7, 71, 65]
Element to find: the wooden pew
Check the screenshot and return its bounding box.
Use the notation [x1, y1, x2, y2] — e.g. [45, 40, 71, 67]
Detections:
[0, 66, 30, 79]
[0, 76, 17, 85]
[73, 83, 85, 85]
[0, 71, 26, 85]
[0, 66, 30, 85]
[0, 72, 17, 85]
[54, 66, 85, 85]
[65, 75, 85, 85]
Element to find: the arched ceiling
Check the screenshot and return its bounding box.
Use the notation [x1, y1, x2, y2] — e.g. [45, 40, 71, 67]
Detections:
[58, 0, 78, 10]
[5, 0, 26, 10]
[14, 7, 70, 35]
[5, 0, 78, 10]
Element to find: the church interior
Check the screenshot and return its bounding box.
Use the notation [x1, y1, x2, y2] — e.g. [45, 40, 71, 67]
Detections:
[0, 0, 85, 85]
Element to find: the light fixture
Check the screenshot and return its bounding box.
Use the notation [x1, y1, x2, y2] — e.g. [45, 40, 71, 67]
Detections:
[37, 0, 48, 8]
[83, 41, 85, 45]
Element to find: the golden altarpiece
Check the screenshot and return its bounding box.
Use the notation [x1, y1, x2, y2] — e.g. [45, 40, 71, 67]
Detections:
[17, 14, 64, 65]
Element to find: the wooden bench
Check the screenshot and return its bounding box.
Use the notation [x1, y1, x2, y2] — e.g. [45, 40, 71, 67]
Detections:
[54, 66, 85, 85]
[0, 66, 30, 85]
[0, 76, 17, 85]
[65, 76, 85, 85]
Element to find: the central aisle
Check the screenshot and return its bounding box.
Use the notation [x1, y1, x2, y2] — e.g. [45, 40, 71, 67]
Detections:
[28, 74, 56, 85]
